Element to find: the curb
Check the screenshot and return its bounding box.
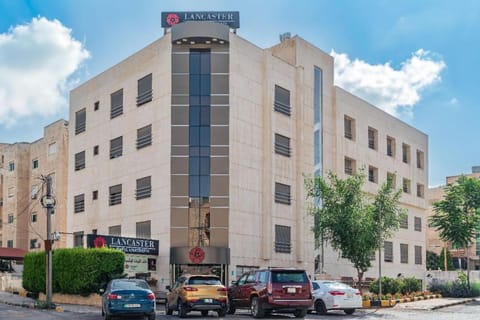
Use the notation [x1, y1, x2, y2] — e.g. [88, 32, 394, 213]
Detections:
[430, 299, 474, 311]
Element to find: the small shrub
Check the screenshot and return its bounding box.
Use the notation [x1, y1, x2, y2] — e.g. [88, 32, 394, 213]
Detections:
[401, 277, 421, 294]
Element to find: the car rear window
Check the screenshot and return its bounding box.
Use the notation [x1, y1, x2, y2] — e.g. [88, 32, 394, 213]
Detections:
[112, 280, 149, 290]
[325, 282, 352, 289]
[188, 276, 222, 285]
[271, 271, 308, 283]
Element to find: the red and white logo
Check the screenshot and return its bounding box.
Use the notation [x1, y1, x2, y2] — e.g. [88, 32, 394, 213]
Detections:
[189, 247, 205, 263]
[93, 236, 107, 248]
[166, 13, 180, 26]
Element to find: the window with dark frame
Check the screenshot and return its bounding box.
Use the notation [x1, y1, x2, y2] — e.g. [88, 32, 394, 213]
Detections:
[109, 184, 122, 206]
[30, 239, 38, 249]
[32, 159, 39, 169]
[416, 150, 425, 169]
[274, 224, 291, 253]
[344, 116, 354, 140]
[110, 136, 123, 159]
[137, 73, 153, 106]
[368, 127, 377, 150]
[109, 225, 121, 236]
[94, 101, 99, 111]
[31, 212, 37, 223]
[344, 157, 355, 175]
[73, 231, 84, 247]
[274, 182, 291, 205]
[136, 220, 151, 239]
[93, 145, 99, 156]
[110, 89, 123, 119]
[137, 124, 152, 149]
[414, 216, 422, 231]
[417, 183, 425, 198]
[403, 178, 411, 194]
[402, 143, 411, 164]
[387, 172, 396, 187]
[74, 151, 85, 171]
[75, 108, 86, 135]
[8, 161, 14, 171]
[74, 194, 85, 213]
[387, 136, 395, 157]
[274, 133, 290, 157]
[8, 214, 13, 224]
[400, 213, 408, 229]
[7, 240, 13, 248]
[415, 245, 422, 264]
[136, 176, 152, 200]
[92, 190, 98, 200]
[274, 85, 291, 116]
[400, 243, 408, 264]
[368, 166, 378, 183]
[384, 241, 393, 262]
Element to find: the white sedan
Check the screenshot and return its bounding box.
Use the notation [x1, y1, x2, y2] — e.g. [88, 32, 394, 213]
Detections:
[310, 280, 362, 315]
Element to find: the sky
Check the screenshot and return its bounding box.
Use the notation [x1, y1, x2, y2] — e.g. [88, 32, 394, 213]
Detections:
[0, 0, 479, 187]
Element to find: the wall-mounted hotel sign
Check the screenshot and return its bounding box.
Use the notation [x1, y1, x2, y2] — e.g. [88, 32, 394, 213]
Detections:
[87, 234, 159, 256]
[162, 11, 240, 29]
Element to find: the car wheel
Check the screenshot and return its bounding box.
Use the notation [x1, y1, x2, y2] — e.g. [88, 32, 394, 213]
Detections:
[227, 298, 236, 314]
[217, 307, 227, 317]
[315, 300, 327, 315]
[293, 309, 307, 318]
[344, 308, 355, 315]
[250, 296, 265, 318]
[165, 301, 174, 315]
[201, 310, 209, 316]
[177, 300, 187, 318]
[148, 312, 156, 320]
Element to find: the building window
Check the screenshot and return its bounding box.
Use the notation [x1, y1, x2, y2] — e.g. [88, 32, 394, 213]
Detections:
[75, 108, 86, 134]
[344, 116, 355, 140]
[416, 150, 425, 169]
[30, 239, 38, 249]
[109, 225, 121, 236]
[74, 151, 86, 171]
[400, 244, 408, 264]
[414, 216, 422, 232]
[274, 224, 291, 253]
[387, 136, 395, 157]
[8, 214, 13, 224]
[136, 176, 152, 200]
[93, 145, 99, 156]
[73, 231, 84, 247]
[415, 245, 422, 265]
[48, 142, 57, 155]
[110, 89, 123, 119]
[110, 136, 123, 159]
[74, 194, 85, 213]
[137, 124, 152, 149]
[92, 190, 98, 200]
[31, 212, 37, 223]
[403, 178, 411, 194]
[137, 73, 153, 106]
[275, 182, 291, 205]
[188, 197, 211, 247]
[31, 185, 39, 199]
[417, 183, 425, 198]
[274, 85, 291, 116]
[32, 159, 39, 169]
[94, 101, 99, 111]
[8, 187, 14, 198]
[384, 241, 393, 262]
[109, 184, 122, 206]
[368, 127, 377, 150]
[400, 213, 408, 229]
[402, 143, 411, 164]
[8, 161, 14, 171]
[387, 172, 396, 188]
[344, 157, 356, 175]
[274, 133, 290, 157]
[368, 166, 378, 183]
[136, 220, 151, 239]
[7, 240, 13, 248]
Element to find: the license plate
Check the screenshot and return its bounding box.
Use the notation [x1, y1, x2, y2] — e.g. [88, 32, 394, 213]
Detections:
[124, 303, 141, 308]
[287, 287, 296, 293]
[204, 299, 213, 303]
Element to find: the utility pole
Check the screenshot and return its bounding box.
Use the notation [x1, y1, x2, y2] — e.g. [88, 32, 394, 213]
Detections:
[378, 205, 382, 299]
[41, 175, 55, 308]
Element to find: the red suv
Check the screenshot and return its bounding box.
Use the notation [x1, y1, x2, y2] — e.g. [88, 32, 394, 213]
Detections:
[227, 268, 313, 318]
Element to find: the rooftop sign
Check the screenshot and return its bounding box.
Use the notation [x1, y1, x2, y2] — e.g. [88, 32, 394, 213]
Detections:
[162, 11, 240, 29]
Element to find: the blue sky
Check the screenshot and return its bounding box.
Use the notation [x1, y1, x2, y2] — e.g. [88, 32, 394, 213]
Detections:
[0, 0, 479, 187]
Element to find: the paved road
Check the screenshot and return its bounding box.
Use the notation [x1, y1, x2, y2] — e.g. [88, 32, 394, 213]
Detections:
[1, 301, 480, 319]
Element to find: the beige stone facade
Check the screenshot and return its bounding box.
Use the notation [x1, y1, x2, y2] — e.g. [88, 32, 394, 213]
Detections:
[0, 120, 68, 251]
[67, 21, 428, 287]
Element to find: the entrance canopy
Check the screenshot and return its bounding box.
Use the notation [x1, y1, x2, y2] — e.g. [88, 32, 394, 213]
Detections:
[0, 247, 26, 261]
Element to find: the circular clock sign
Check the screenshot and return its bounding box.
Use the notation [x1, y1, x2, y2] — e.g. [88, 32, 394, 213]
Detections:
[189, 247, 205, 263]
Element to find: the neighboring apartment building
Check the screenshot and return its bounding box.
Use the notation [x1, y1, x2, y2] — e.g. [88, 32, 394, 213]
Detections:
[0, 120, 69, 251]
[67, 13, 428, 287]
[427, 167, 480, 270]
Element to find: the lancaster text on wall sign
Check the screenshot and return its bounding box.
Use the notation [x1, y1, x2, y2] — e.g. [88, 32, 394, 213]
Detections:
[161, 11, 240, 29]
[87, 234, 159, 255]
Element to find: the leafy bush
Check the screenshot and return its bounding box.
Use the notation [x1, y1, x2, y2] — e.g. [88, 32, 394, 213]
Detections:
[401, 277, 421, 294]
[23, 248, 125, 296]
[369, 276, 404, 295]
[428, 272, 479, 298]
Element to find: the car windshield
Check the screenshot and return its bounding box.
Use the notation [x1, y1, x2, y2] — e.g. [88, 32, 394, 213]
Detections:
[112, 280, 150, 290]
[271, 271, 308, 283]
[188, 276, 222, 285]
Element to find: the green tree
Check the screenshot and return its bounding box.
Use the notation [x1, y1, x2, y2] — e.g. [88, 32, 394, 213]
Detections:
[426, 250, 439, 271]
[430, 176, 480, 285]
[305, 171, 406, 292]
[438, 248, 455, 271]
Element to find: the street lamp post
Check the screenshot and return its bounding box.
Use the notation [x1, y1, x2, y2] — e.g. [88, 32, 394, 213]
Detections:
[40, 175, 55, 308]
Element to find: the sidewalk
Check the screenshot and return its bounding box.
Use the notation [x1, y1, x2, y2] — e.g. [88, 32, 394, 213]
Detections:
[394, 297, 477, 311]
[0, 291, 101, 313]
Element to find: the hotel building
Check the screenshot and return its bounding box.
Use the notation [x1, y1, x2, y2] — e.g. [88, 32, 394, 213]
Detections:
[67, 13, 428, 287]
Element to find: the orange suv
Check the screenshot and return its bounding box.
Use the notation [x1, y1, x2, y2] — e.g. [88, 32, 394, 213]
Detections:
[228, 268, 313, 318]
[166, 274, 228, 318]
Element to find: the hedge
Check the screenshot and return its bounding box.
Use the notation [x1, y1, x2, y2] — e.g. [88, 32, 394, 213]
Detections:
[23, 247, 125, 296]
[369, 276, 421, 295]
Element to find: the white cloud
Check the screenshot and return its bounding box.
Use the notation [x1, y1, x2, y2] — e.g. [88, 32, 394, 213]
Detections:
[0, 17, 90, 126]
[331, 49, 445, 117]
[450, 97, 458, 105]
